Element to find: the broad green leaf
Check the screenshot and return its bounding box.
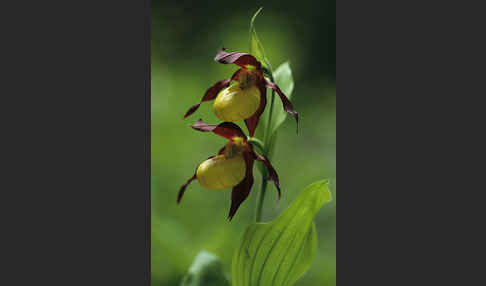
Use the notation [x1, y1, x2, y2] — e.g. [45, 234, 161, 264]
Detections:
[180, 250, 231, 286]
[250, 7, 271, 70]
[271, 62, 294, 134]
[232, 180, 332, 286]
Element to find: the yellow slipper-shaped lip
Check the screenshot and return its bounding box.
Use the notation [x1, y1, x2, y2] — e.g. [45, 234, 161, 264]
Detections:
[196, 154, 246, 190]
[213, 83, 260, 122]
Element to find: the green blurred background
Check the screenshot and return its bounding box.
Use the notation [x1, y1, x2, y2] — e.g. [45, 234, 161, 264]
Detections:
[151, 1, 335, 285]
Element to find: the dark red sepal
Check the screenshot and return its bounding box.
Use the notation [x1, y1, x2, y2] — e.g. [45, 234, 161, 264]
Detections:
[218, 145, 226, 155]
[184, 79, 231, 118]
[254, 152, 281, 201]
[228, 151, 255, 220]
[244, 78, 267, 137]
[178, 154, 221, 203]
[230, 68, 245, 82]
[265, 78, 299, 133]
[215, 48, 261, 69]
[191, 119, 247, 141]
[184, 69, 244, 119]
[177, 173, 197, 204]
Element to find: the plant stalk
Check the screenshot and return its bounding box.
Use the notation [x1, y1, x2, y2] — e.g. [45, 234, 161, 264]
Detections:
[249, 8, 277, 222]
[255, 75, 276, 222]
[255, 170, 268, 222]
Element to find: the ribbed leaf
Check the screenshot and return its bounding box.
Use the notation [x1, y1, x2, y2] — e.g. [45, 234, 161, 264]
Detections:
[271, 62, 294, 134]
[180, 251, 231, 286]
[232, 180, 332, 286]
[249, 7, 271, 70]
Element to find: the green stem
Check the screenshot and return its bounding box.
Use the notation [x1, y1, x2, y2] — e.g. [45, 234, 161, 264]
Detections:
[255, 74, 276, 223]
[249, 7, 278, 222]
[264, 89, 276, 152]
[255, 171, 268, 222]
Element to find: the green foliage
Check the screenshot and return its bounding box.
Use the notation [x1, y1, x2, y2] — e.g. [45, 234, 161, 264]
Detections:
[271, 62, 295, 135]
[180, 251, 231, 286]
[250, 7, 272, 71]
[262, 62, 294, 157]
[151, 4, 336, 285]
[250, 9, 296, 157]
[232, 180, 332, 286]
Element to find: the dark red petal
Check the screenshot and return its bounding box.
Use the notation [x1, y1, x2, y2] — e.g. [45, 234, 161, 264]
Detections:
[215, 48, 261, 69]
[184, 103, 202, 119]
[228, 152, 255, 220]
[183, 78, 231, 118]
[244, 80, 267, 137]
[218, 145, 226, 155]
[265, 79, 299, 133]
[191, 119, 247, 141]
[230, 68, 244, 81]
[177, 154, 219, 203]
[177, 173, 197, 204]
[254, 151, 281, 201]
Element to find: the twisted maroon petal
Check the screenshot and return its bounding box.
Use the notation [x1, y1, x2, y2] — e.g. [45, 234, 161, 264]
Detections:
[254, 151, 281, 201]
[184, 79, 231, 118]
[228, 151, 255, 220]
[230, 68, 245, 82]
[191, 119, 247, 141]
[218, 145, 226, 155]
[184, 69, 243, 119]
[177, 173, 197, 204]
[215, 48, 261, 69]
[244, 77, 267, 137]
[178, 154, 221, 203]
[265, 78, 299, 133]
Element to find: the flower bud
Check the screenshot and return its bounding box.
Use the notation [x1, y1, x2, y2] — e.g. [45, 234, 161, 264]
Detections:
[196, 154, 246, 190]
[213, 83, 261, 122]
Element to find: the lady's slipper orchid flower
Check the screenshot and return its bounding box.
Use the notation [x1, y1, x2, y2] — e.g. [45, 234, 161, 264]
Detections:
[184, 48, 298, 137]
[177, 119, 281, 220]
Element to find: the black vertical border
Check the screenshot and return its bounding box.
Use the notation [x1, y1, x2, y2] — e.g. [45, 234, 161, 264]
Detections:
[144, 0, 151, 284]
[338, 0, 486, 285]
[3, 0, 153, 284]
[3, 1, 153, 284]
